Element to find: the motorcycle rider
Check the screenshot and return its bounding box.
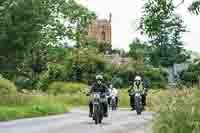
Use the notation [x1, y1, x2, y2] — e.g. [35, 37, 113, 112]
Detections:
[128, 73, 148, 110]
[111, 86, 119, 109]
[88, 74, 109, 117]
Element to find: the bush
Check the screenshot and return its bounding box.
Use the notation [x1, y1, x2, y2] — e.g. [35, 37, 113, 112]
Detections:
[111, 77, 123, 88]
[47, 82, 88, 95]
[144, 68, 168, 89]
[15, 76, 33, 89]
[0, 78, 17, 95]
[180, 61, 200, 86]
[112, 64, 168, 89]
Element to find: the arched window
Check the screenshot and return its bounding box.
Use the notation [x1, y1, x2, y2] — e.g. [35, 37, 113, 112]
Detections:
[102, 31, 106, 41]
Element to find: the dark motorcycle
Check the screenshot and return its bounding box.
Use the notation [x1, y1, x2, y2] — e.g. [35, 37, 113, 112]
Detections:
[91, 92, 106, 124]
[129, 90, 143, 115]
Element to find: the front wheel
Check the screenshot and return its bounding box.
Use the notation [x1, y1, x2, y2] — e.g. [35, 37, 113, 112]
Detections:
[93, 104, 100, 124]
[135, 96, 143, 115]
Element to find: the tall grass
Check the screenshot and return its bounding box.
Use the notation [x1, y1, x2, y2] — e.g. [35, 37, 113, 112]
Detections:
[152, 89, 200, 133]
[0, 90, 69, 121]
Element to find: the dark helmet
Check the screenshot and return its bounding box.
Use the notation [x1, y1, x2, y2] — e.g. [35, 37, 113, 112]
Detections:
[96, 74, 103, 85]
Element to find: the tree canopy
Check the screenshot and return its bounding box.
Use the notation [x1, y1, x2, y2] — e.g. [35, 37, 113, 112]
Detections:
[140, 0, 188, 67]
[0, 0, 95, 76]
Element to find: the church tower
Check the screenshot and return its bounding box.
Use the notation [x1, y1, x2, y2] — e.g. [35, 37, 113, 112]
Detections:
[86, 13, 112, 45]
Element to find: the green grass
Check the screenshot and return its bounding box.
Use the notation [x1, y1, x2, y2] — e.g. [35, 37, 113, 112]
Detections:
[118, 89, 129, 107]
[0, 104, 68, 121]
[0, 91, 70, 121]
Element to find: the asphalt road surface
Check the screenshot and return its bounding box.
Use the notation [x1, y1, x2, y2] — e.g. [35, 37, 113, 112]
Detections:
[0, 108, 155, 133]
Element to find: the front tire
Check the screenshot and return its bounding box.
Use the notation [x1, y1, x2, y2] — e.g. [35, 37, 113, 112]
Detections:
[135, 97, 143, 115]
[93, 104, 100, 125]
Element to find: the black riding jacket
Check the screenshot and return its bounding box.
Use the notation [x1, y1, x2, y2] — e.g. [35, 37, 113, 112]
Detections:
[89, 82, 109, 94]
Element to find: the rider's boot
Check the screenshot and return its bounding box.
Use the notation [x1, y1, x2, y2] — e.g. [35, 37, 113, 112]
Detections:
[89, 103, 93, 117]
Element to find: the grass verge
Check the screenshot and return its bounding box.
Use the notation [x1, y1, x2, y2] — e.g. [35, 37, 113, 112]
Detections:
[151, 89, 200, 133]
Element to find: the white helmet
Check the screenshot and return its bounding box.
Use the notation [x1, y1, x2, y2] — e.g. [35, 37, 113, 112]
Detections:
[135, 76, 142, 81]
[96, 74, 103, 80]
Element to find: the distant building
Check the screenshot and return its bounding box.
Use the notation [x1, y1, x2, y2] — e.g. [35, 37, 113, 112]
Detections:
[86, 13, 112, 45]
[104, 54, 133, 66]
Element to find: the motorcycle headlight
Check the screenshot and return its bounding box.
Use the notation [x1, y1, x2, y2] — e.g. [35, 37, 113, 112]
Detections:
[93, 93, 100, 99]
[135, 93, 140, 97]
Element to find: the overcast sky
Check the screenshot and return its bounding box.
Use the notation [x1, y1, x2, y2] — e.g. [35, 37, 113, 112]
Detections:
[80, 0, 200, 53]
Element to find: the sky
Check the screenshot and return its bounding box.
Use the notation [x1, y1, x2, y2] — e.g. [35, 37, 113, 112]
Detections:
[80, 0, 200, 53]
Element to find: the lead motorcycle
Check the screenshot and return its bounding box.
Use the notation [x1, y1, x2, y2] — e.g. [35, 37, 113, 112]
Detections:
[129, 90, 144, 115]
[91, 92, 107, 124]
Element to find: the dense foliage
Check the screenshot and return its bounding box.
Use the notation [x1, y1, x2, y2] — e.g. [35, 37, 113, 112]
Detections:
[140, 0, 188, 67]
[0, 0, 95, 82]
[180, 60, 200, 87]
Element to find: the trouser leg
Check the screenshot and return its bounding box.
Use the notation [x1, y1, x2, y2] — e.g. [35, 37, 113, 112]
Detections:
[102, 101, 108, 116]
[142, 94, 146, 106]
[130, 95, 135, 109]
[108, 97, 111, 106]
[116, 97, 118, 108]
[89, 101, 93, 115]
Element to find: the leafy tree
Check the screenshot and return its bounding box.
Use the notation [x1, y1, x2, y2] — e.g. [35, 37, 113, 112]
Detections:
[71, 48, 108, 83]
[128, 38, 151, 64]
[0, 0, 95, 80]
[97, 42, 112, 54]
[140, 0, 187, 67]
[189, 0, 200, 15]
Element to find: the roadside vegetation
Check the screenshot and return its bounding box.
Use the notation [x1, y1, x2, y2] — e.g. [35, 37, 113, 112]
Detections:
[1, 0, 200, 133]
[151, 89, 200, 133]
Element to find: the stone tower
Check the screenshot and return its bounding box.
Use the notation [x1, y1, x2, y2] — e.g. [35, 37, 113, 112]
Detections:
[86, 13, 112, 45]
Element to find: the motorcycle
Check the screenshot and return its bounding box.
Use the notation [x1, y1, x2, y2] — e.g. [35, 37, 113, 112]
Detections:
[129, 90, 144, 115]
[91, 92, 107, 124]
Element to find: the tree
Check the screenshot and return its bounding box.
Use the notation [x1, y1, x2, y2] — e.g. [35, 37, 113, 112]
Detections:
[128, 38, 150, 64]
[0, 0, 95, 79]
[189, 0, 200, 15]
[140, 0, 188, 67]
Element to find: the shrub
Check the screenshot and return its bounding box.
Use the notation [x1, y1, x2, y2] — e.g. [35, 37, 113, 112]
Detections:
[0, 78, 17, 95]
[180, 61, 200, 86]
[15, 76, 33, 89]
[47, 82, 88, 95]
[111, 77, 123, 88]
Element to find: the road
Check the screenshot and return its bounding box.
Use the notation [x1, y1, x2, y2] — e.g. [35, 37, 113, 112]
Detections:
[0, 108, 155, 133]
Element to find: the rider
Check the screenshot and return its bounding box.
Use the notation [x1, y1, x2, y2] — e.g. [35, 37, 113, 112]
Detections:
[111, 86, 119, 108]
[128, 73, 148, 110]
[88, 74, 109, 117]
[108, 84, 119, 108]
